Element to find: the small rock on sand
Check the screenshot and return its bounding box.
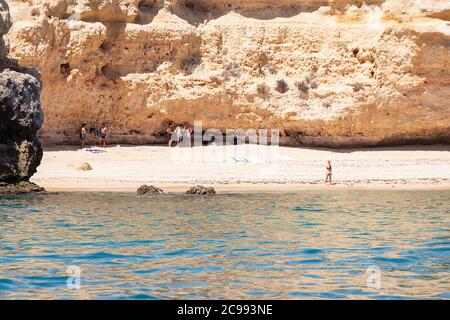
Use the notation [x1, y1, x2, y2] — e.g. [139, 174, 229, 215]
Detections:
[68, 162, 93, 171]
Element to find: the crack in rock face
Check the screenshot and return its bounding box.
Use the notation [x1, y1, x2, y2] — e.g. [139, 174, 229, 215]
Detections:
[0, 0, 44, 193]
[4, 0, 450, 147]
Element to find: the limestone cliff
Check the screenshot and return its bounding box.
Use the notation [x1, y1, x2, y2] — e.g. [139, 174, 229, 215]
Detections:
[1, 0, 43, 193]
[6, 0, 450, 146]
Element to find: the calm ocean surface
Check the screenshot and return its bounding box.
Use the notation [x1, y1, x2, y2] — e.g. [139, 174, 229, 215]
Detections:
[0, 191, 449, 300]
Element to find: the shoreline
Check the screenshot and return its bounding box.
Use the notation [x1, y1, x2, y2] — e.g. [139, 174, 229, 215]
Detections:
[29, 144, 450, 193]
[34, 181, 450, 193]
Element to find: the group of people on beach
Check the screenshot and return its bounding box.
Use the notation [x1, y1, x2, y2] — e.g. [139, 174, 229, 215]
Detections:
[167, 125, 193, 147]
[78, 122, 333, 184]
[78, 123, 194, 149]
[79, 123, 108, 149]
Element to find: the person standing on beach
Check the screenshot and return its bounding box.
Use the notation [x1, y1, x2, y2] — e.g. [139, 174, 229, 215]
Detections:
[182, 125, 192, 147]
[175, 126, 183, 144]
[325, 160, 332, 184]
[99, 124, 108, 148]
[79, 124, 87, 149]
[167, 127, 177, 147]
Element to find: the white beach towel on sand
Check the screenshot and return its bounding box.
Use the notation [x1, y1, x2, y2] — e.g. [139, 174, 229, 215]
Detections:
[85, 147, 106, 154]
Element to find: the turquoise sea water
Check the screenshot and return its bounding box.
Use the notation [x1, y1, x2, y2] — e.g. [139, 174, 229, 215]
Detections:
[0, 191, 449, 300]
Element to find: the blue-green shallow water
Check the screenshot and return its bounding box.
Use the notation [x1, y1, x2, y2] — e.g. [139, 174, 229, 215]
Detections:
[0, 190, 449, 300]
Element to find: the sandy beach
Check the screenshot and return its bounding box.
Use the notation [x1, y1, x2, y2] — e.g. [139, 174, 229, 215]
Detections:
[30, 144, 450, 192]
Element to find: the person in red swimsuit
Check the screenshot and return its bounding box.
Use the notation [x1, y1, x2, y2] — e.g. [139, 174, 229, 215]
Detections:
[99, 124, 108, 148]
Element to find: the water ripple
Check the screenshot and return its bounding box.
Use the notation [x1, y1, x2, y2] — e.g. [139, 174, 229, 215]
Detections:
[0, 190, 449, 299]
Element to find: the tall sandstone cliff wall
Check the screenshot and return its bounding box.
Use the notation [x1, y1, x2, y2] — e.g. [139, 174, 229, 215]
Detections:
[5, 0, 450, 146]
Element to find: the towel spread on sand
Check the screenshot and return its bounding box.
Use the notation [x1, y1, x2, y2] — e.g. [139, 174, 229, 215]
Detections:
[231, 155, 293, 164]
[85, 147, 106, 154]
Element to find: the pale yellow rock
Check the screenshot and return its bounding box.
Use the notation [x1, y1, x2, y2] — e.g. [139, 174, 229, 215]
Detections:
[5, 0, 450, 147]
[68, 161, 93, 171]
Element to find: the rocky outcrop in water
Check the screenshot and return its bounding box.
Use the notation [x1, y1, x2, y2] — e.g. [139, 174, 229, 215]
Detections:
[0, 0, 44, 194]
[186, 185, 216, 195]
[0, 181, 44, 194]
[136, 184, 166, 196]
[5, 0, 450, 147]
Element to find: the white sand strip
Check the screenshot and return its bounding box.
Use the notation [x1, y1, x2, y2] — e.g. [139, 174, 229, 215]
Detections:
[31, 144, 450, 192]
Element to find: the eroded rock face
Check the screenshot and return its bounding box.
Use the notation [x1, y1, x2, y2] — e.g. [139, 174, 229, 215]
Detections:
[6, 0, 450, 147]
[0, 0, 11, 58]
[0, 0, 44, 192]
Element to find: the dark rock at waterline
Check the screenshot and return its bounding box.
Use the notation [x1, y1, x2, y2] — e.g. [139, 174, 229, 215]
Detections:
[186, 185, 216, 195]
[0, 181, 45, 194]
[137, 185, 166, 196]
[0, 1, 44, 193]
[0, 69, 43, 183]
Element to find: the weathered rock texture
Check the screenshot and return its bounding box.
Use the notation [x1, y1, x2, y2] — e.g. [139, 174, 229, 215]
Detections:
[6, 0, 450, 147]
[186, 185, 216, 195]
[1, 0, 44, 192]
[136, 184, 166, 196]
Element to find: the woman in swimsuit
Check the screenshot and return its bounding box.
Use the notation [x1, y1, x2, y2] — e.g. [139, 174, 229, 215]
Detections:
[99, 124, 108, 148]
[325, 160, 332, 184]
[79, 124, 87, 149]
